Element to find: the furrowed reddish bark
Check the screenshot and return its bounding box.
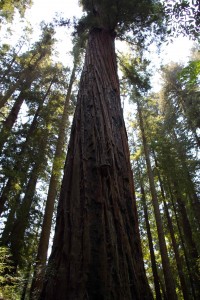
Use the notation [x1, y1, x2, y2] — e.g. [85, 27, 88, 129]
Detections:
[40, 29, 152, 300]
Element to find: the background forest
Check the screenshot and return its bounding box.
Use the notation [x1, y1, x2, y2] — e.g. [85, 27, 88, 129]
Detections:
[0, 0, 199, 299]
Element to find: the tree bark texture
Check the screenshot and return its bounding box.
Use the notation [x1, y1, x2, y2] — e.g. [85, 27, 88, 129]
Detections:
[40, 29, 152, 300]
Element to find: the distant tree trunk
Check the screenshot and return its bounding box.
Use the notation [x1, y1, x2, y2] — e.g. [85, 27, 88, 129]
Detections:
[158, 278, 168, 300]
[0, 106, 39, 216]
[136, 99, 177, 300]
[21, 261, 32, 300]
[154, 164, 189, 300]
[171, 130, 200, 227]
[167, 183, 198, 299]
[30, 65, 76, 299]
[0, 43, 24, 82]
[180, 93, 200, 147]
[0, 50, 48, 109]
[21, 203, 44, 300]
[0, 91, 26, 153]
[0, 72, 56, 154]
[141, 186, 163, 300]
[162, 197, 189, 299]
[40, 29, 152, 300]
[173, 185, 200, 298]
[174, 186, 199, 257]
[153, 152, 190, 299]
[137, 164, 162, 300]
[0, 77, 54, 216]
[0, 80, 23, 109]
[9, 149, 47, 269]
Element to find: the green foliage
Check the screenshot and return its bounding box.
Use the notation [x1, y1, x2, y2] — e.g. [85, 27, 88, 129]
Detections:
[76, 0, 199, 48]
[179, 60, 200, 89]
[119, 52, 151, 97]
[0, 0, 32, 23]
[177, 41, 200, 90]
[125, 55, 200, 295]
[79, 0, 164, 29]
[0, 19, 79, 297]
[76, 0, 167, 48]
[160, 59, 200, 134]
[0, 247, 22, 299]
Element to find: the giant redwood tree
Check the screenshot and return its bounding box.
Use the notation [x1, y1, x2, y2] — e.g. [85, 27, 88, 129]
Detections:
[40, 1, 167, 299]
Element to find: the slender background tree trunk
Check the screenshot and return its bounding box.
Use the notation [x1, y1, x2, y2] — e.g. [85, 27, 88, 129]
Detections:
[140, 180, 162, 300]
[30, 65, 76, 299]
[136, 99, 177, 300]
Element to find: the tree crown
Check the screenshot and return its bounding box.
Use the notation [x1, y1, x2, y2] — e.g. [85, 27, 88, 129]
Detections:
[76, 0, 166, 46]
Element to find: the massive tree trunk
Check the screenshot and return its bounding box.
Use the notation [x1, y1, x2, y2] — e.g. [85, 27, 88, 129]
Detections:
[40, 29, 152, 300]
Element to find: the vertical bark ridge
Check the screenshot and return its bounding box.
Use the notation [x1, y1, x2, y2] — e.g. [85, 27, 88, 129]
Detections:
[40, 29, 151, 300]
